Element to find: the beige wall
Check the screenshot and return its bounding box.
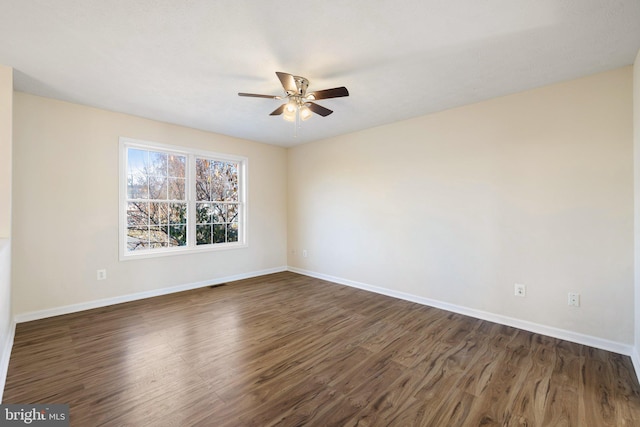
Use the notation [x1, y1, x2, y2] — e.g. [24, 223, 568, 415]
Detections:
[12, 93, 288, 315]
[288, 67, 634, 344]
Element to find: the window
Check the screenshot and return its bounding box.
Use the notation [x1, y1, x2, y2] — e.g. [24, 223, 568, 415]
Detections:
[125, 148, 187, 251]
[119, 138, 246, 259]
[195, 158, 240, 245]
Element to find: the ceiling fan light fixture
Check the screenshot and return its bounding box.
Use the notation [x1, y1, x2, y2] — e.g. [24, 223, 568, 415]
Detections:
[299, 105, 312, 121]
[283, 108, 296, 122]
[285, 101, 297, 113]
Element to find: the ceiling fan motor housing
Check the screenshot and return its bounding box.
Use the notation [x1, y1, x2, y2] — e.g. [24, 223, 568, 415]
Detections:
[292, 76, 309, 97]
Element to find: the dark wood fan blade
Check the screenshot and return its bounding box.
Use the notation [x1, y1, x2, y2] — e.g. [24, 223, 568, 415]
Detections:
[276, 72, 297, 94]
[269, 104, 286, 116]
[307, 102, 333, 117]
[238, 92, 281, 99]
[307, 87, 349, 100]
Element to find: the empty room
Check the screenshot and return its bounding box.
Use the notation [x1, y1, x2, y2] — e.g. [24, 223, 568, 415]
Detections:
[2, 1, 640, 425]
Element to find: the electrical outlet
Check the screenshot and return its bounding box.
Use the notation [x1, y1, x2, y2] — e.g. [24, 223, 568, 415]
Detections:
[514, 283, 526, 297]
[97, 269, 107, 280]
[302, 249, 308, 258]
[568, 292, 580, 307]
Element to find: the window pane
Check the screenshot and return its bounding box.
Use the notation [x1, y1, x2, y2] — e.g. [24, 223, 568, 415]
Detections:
[196, 179, 210, 201]
[169, 203, 186, 225]
[196, 224, 211, 245]
[227, 223, 239, 242]
[127, 174, 148, 199]
[212, 204, 226, 223]
[127, 149, 148, 175]
[223, 162, 239, 202]
[168, 154, 186, 178]
[168, 178, 185, 200]
[227, 204, 238, 222]
[127, 202, 148, 226]
[127, 227, 149, 251]
[196, 203, 212, 224]
[211, 161, 223, 176]
[149, 202, 168, 225]
[210, 162, 223, 201]
[169, 225, 186, 247]
[150, 225, 168, 248]
[196, 158, 210, 181]
[213, 224, 226, 244]
[149, 152, 168, 177]
[149, 176, 168, 200]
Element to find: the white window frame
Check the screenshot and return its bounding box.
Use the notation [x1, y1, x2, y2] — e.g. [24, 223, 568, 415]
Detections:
[119, 137, 248, 260]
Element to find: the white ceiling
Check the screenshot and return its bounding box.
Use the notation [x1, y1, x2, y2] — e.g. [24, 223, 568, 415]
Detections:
[1, 1, 639, 147]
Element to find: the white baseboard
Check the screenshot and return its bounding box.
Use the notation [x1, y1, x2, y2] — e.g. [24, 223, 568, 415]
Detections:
[631, 346, 640, 386]
[14, 266, 287, 324]
[0, 320, 16, 403]
[288, 266, 635, 357]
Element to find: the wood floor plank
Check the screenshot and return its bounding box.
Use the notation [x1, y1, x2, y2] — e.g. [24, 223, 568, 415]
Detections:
[4, 271, 640, 426]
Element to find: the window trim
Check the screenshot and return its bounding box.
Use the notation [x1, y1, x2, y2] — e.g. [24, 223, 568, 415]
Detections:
[119, 137, 248, 261]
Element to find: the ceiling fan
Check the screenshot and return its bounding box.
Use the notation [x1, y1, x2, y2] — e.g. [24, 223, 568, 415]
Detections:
[238, 72, 349, 122]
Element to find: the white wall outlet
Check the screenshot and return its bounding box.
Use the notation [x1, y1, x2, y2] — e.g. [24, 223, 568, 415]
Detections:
[97, 269, 107, 280]
[514, 283, 526, 297]
[302, 249, 308, 258]
[568, 292, 580, 307]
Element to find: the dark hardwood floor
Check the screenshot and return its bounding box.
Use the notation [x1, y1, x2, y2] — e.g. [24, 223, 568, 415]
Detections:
[3, 272, 640, 426]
